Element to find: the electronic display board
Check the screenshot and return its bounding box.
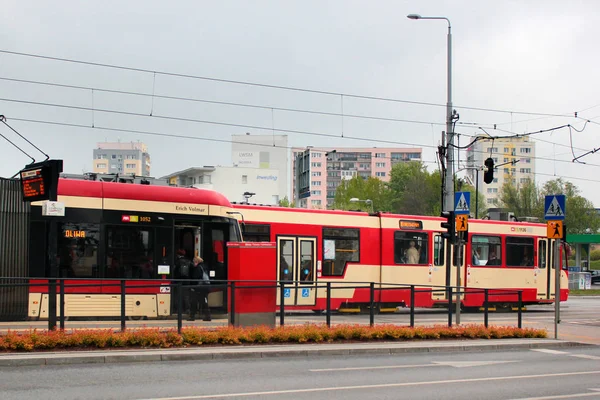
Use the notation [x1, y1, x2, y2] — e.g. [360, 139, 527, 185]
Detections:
[19, 159, 63, 202]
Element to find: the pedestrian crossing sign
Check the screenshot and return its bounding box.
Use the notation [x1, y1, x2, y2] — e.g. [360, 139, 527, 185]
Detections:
[456, 214, 468, 232]
[544, 195, 566, 220]
[454, 192, 470, 215]
[547, 220, 563, 239]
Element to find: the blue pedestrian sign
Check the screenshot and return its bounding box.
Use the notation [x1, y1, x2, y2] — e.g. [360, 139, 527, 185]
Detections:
[544, 195, 566, 220]
[284, 288, 291, 298]
[301, 288, 310, 298]
[454, 192, 471, 215]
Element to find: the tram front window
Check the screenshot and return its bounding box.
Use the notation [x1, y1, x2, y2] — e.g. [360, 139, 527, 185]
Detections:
[58, 223, 100, 278]
[106, 226, 154, 278]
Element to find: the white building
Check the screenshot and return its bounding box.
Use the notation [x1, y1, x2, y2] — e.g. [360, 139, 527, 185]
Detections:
[162, 166, 280, 205]
[466, 136, 536, 207]
[231, 133, 289, 201]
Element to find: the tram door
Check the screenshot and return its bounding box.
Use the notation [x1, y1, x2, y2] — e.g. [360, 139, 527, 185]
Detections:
[276, 236, 317, 306]
[535, 239, 550, 299]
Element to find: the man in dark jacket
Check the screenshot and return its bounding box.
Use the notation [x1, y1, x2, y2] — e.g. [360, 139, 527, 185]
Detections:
[174, 249, 191, 313]
[188, 256, 211, 321]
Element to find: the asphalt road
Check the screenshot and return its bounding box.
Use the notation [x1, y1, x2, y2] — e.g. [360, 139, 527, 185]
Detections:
[1, 345, 600, 400]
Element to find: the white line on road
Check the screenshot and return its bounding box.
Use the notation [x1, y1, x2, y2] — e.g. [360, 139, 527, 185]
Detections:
[310, 360, 519, 372]
[531, 349, 570, 355]
[135, 370, 600, 400]
[507, 388, 600, 400]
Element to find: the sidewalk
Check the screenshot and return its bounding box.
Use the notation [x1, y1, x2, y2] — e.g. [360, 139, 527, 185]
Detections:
[0, 338, 592, 367]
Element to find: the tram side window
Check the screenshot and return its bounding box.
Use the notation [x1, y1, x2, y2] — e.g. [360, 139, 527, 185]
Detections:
[434, 235, 445, 266]
[506, 237, 534, 267]
[106, 226, 154, 278]
[243, 224, 270, 242]
[394, 231, 429, 265]
[58, 223, 100, 278]
[472, 235, 502, 266]
[322, 228, 359, 276]
[538, 240, 547, 269]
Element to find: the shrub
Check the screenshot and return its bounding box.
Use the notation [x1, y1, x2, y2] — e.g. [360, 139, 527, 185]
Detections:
[0, 324, 547, 352]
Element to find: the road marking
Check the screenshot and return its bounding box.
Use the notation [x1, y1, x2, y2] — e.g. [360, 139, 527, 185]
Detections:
[507, 389, 600, 400]
[309, 363, 442, 372]
[135, 370, 600, 400]
[531, 349, 569, 355]
[571, 354, 600, 360]
[309, 360, 519, 372]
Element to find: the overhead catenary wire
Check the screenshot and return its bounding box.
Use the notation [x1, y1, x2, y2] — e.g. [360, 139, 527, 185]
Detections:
[0, 114, 48, 161]
[1, 96, 594, 169]
[0, 49, 577, 118]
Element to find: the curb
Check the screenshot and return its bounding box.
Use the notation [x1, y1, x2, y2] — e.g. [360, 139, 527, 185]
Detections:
[0, 339, 593, 367]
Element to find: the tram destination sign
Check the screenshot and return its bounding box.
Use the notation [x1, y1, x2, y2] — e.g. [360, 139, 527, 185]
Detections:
[19, 159, 63, 202]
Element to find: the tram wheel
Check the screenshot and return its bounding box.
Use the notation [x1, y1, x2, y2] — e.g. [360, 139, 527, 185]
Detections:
[128, 316, 144, 321]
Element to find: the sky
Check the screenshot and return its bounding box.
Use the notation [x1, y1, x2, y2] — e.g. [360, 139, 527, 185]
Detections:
[1, 1, 599, 205]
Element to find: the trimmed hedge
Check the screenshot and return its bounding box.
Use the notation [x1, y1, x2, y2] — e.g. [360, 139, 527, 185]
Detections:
[0, 324, 547, 352]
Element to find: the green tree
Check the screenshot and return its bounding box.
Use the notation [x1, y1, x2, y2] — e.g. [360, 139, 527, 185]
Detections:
[278, 196, 295, 208]
[332, 176, 393, 212]
[497, 177, 600, 234]
[388, 161, 440, 216]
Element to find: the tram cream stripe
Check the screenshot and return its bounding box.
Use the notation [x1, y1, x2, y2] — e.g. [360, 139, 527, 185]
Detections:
[138, 370, 600, 400]
[32, 195, 103, 210]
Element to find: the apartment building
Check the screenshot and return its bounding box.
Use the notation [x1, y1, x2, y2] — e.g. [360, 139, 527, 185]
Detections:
[291, 147, 422, 209]
[92, 142, 151, 177]
[466, 136, 536, 206]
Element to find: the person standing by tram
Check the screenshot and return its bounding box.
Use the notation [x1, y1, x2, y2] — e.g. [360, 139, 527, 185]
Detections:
[174, 249, 192, 314]
[188, 256, 212, 321]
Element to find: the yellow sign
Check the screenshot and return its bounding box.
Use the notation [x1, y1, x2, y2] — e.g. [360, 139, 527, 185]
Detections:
[547, 220, 563, 239]
[456, 215, 468, 232]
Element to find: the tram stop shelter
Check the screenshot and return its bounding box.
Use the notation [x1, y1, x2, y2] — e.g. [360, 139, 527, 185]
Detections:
[566, 234, 600, 272]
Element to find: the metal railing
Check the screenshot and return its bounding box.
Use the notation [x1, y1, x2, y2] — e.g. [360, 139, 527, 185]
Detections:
[0, 278, 527, 334]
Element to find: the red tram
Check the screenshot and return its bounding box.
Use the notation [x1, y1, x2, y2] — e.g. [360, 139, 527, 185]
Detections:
[27, 178, 568, 318]
[233, 203, 569, 312]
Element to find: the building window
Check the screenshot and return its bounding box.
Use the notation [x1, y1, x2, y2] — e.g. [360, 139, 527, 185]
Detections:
[311, 190, 321, 195]
[312, 152, 322, 158]
[111, 154, 117, 159]
[242, 175, 247, 184]
[520, 148, 532, 154]
[311, 162, 322, 167]
[126, 163, 136, 169]
[376, 172, 386, 177]
[394, 231, 428, 265]
[504, 147, 510, 153]
[311, 181, 321, 186]
[311, 200, 322, 206]
[493, 178, 498, 183]
[97, 163, 107, 169]
[472, 235, 502, 266]
[312, 171, 321, 177]
[519, 168, 532, 174]
[375, 153, 385, 158]
[322, 228, 359, 276]
[375, 162, 386, 168]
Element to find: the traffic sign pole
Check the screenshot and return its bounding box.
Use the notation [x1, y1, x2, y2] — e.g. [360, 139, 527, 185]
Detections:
[555, 238, 560, 339]
[544, 194, 565, 340]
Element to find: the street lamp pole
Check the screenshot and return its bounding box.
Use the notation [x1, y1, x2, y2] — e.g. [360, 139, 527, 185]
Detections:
[407, 14, 453, 212]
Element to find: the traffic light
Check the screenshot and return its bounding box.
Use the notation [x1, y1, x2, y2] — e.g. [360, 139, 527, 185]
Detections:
[440, 211, 456, 243]
[483, 157, 494, 184]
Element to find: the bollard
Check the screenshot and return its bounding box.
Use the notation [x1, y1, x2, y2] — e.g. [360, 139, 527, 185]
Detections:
[518, 290, 523, 329]
[279, 282, 285, 327]
[59, 279, 65, 330]
[448, 286, 453, 327]
[410, 285, 415, 328]
[326, 282, 331, 328]
[230, 281, 236, 327]
[120, 280, 126, 332]
[177, 282, 183, 334]
[369, 282, 375, 327]
[484, 289, 489, 328]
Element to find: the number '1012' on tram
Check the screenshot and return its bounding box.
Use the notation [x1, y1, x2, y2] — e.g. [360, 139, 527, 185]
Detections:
[28, 178, 242, 319]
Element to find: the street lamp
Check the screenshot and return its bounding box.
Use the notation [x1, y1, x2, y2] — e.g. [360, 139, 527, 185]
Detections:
[349, 197, 374, 213]
[407, 13, 454, 212]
